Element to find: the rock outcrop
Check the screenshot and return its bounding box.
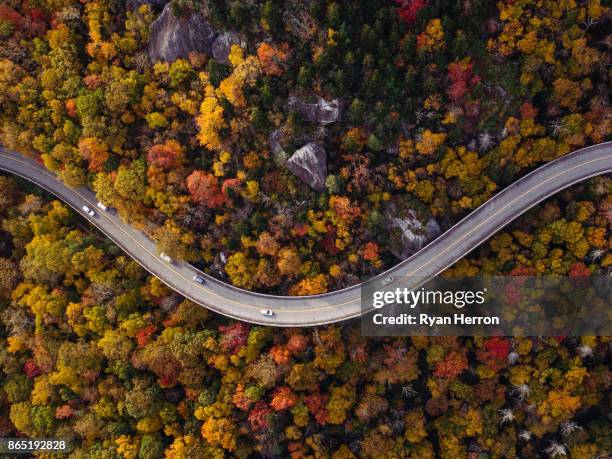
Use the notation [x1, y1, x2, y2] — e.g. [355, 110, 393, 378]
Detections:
[286, 143, 327, 191]
[269, 129, 284, 155]
[288, 95, 342, 124]
[148, 4, 218, 62]
[211, 32, 242, 64]
[386, 208, 441, 259]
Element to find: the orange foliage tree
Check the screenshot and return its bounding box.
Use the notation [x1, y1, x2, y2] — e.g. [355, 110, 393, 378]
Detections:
[257, 42, 291, 76]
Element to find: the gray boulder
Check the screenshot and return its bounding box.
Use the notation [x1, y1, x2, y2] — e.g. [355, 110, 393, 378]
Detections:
[269, 128, 288, 166]
[211, 32, 243, 64]
[288, 95, 342, 124]
[148, 4, 218, 62]
[269, 128, 284, 155]
[286, 143, 327, 192]
[386, 209, 441, 259]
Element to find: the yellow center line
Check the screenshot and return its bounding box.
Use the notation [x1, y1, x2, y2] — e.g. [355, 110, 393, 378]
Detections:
[1, 151, 610, 317]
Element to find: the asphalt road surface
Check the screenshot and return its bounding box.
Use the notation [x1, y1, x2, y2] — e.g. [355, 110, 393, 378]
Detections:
[1, 143, 610, 326]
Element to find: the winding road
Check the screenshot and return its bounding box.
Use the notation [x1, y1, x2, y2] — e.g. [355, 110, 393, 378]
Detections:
[1, 143, 611, 326]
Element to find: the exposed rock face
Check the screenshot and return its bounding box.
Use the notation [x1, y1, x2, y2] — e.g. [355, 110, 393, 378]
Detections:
[269, 128, 288, 166]
[288, 95, 342, 124]
[386, 208, 441, 259]
[211, 32, 242, 64]
[269, 129, 284, 155]
[286, 143, 327, 191]
[148, 4, 218, 62]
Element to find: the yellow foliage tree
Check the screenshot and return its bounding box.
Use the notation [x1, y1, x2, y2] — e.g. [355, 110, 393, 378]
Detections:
[277, 247, 301, 277]
[217, 55, 261, 108]
[326, 384, 356, 424]
[225, 252, 257, 290]
[201, 417, 237, 452]
[196, 84, 226, 151]
[416, 130, 446, 155]
[416, 19, 445, 52]
[289, 274, 328, 296]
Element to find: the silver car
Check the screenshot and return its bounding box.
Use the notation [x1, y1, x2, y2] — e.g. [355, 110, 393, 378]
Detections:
[381, 275, 395, 286]
[260, 309, 274, 317]
[193, 276, 205, 284]
[159, 252, 172, 263]
[82, 205, 95, 217]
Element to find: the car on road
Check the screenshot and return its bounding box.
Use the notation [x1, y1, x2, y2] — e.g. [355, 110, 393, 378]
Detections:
[260, 309, 274, 317]
[159, 252, 172, 263]
[82, 205, 96, 217]
[96, 201, 109, 211]
[381, 275, 395, 286]
[193, 275, 205, 284]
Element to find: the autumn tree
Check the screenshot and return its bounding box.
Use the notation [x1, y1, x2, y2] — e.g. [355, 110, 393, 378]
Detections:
[186, 171, 226, 208]
[146, 140, 184, 169]
[154, 219, 198, 262]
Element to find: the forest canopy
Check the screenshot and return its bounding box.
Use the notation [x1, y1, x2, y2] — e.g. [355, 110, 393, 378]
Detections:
[0, 0, 609, 294]
[0, 0, 610, 456]
[0, 174, 609, 457]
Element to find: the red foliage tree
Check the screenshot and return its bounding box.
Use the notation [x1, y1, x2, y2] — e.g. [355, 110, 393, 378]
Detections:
[221, 178, 242, 197]
[293, 223, 309, 237]
[147, 140, 183, 169]
[23, 360, 41, 378]
[394, 0, 427, 25]
[363, 242, 380, 262]
[270, 387, 298, 411]
[434, 350, 468, 378]
[84, 74, 103, 90]
[135, 325, 156, 348]
[25, 7, 48, 36]
[0, 5, 25, 30]
[484, 337, 511, 360]
[218, 322, 250, 355]
[509, 265, 535, 276]
[321, 225, 340, 255]
[447, 58, 481, 102]
[27, 8, 47, 22]
[233, 384, 253, 411]
[568, 262, 590, 278]
[159, 371, 178, 388]
[304, 393, 329, 425]
[520, 101, 539, 120]
[286, 333, 308, 355]
[248, 402, 273, 430]
[55, 405, 75, 420]
[186, 171, 226, 208]
[270, 345, 291, 365]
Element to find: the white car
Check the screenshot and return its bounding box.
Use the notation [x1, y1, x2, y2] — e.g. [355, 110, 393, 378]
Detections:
[193, 276, 205, 284]
[381, 275, 395, 286]
[159, 252, 172, 263]
[82, 205, 96, 217]
[96, 201, 109, 211]
[260, 309, 274, 317]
